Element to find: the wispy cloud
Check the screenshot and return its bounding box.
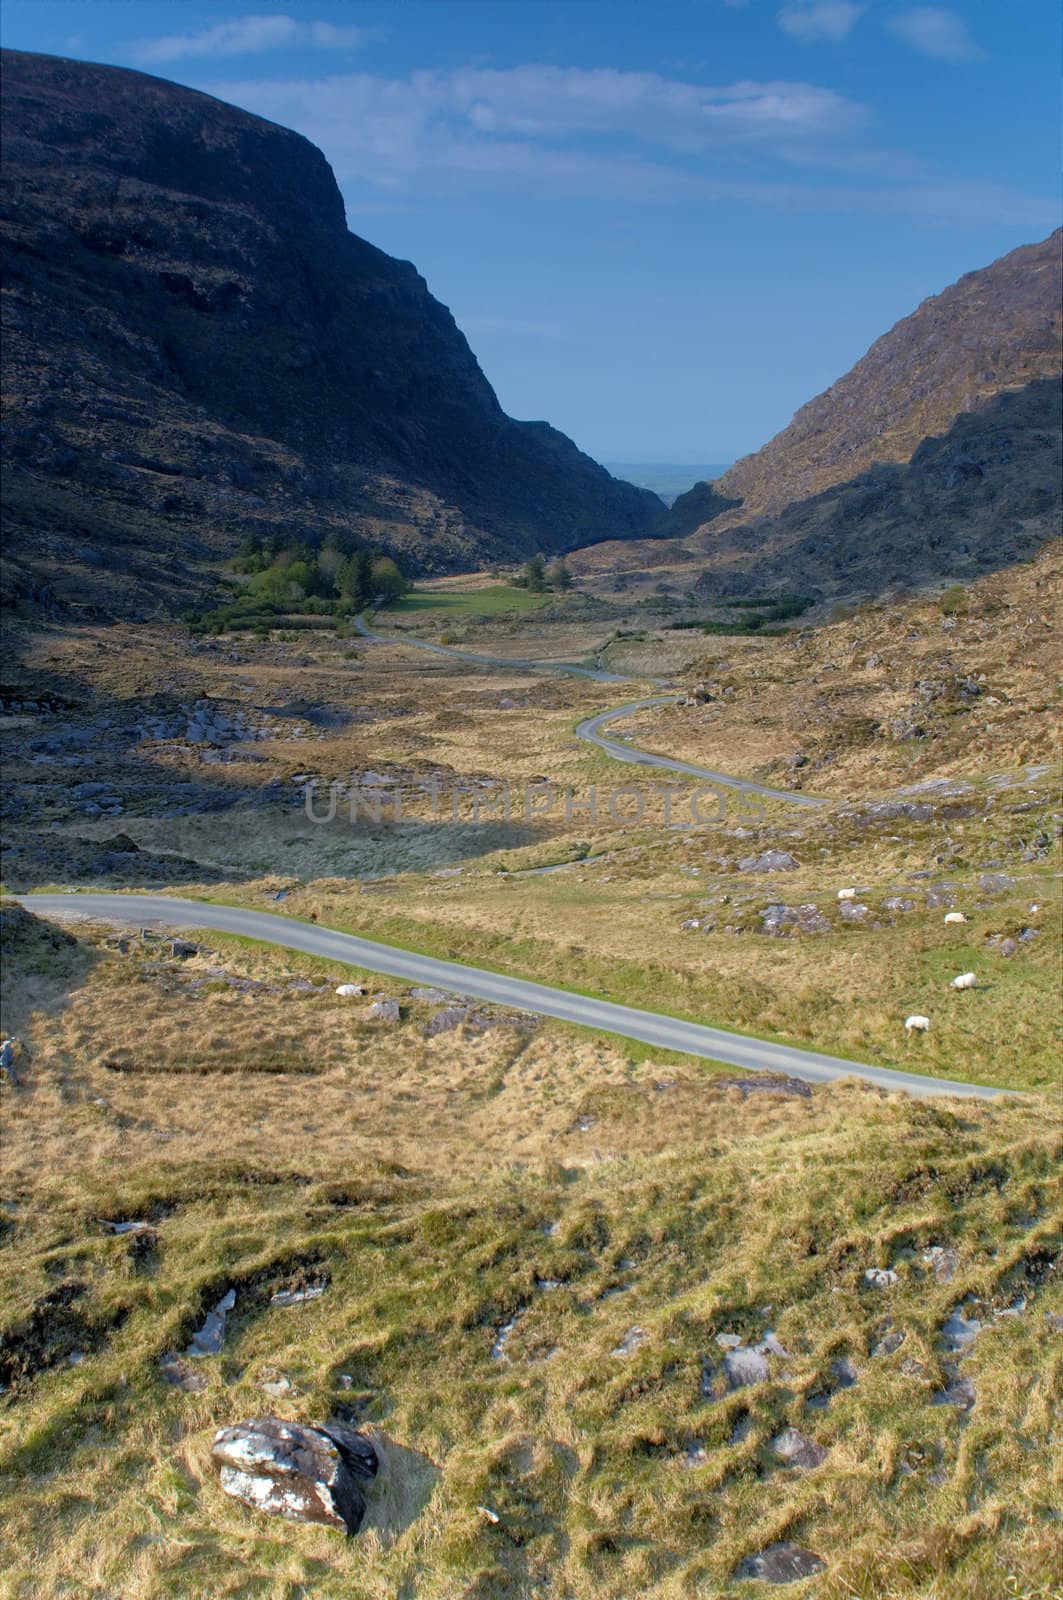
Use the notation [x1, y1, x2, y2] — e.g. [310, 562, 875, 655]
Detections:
[205, 64, 868, 181]
[886, 6, 987, 62]
[777, 3, 864, 43]
[129, 15, 367, 66]
[188, 61, 1053, 229]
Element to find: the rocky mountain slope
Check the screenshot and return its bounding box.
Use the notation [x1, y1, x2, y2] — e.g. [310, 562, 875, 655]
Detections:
[0, 50, 660, 618]
[689, 375, 1061, 600]
[671, 229, 1062, 533]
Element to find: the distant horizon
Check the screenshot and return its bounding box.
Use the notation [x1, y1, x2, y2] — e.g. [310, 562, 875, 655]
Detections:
[1, 2, 1058, 459]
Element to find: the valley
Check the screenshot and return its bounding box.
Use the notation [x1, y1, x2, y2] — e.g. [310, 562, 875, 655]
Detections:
[1, 37, 1060, 1600]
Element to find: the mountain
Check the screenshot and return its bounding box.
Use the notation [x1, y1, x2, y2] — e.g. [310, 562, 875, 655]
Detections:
[669, 229, 1062, 537]
[691, 376, 1061, 601]
[0, 50, 661, 618]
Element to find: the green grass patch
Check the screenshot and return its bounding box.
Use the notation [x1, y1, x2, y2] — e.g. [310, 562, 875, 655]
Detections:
[382, 586, 551, 619]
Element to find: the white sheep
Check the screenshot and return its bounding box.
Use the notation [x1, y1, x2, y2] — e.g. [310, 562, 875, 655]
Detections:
[950, 972, 977, 990]
[335, 983, 364, 997]
[904, 1015, 931, 1035]
[837, 888, 857, 901]
[943, 912, 967, 925]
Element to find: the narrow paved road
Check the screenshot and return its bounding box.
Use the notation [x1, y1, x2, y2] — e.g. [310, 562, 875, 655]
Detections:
[21, 893, 1007, 1100]
[356, 614, 821, 806]
[354, 614, 635, 682]
[575, 700, 827, 807]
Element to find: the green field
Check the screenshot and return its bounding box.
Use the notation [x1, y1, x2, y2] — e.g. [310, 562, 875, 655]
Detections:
[383, 585, 552, 618]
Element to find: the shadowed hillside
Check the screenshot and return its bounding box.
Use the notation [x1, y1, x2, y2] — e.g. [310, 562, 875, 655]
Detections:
[0, 50, 661, 619]
[671, 229, 1062, 535]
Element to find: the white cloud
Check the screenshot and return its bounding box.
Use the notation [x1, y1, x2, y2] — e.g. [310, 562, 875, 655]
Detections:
[129, 15, 366, 66]
[777, 3, 864, 43]
[205, 64, 868, 182]
[187, 61, 1054, 229]
[886, 6, 986, 62]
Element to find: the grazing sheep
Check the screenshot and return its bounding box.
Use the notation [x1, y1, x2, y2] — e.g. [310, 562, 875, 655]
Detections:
[335, 983, 364, 997]
[944, 912, 967, 925]
[837, 888, 856, 901]
[904, 1015, 931, 1035]
[950, 972, 977, 990]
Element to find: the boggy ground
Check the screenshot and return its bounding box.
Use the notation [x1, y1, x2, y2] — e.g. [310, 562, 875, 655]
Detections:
[1, 910, 1061, 1600]
[1, 554, 1061, 1597]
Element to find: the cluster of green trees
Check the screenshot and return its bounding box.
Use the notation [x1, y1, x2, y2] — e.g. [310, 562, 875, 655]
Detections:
[187, 533, 408, 635]
[514, 554, 574, 593]
[232, 533, 408, 607]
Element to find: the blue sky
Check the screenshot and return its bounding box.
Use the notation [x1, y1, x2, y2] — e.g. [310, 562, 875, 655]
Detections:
[3, 2, 1059, 461]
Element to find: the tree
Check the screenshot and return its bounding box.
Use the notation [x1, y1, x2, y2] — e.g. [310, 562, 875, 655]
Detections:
[522, 554, 547, 592]
[548, 558, 573, 591]
[369, 555, 408, 604]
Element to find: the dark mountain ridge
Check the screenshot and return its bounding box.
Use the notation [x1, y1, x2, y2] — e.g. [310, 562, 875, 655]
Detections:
[691, 376, 1061, 601]
[670, 228, 1062, 538]
[0, 49, 660, 617]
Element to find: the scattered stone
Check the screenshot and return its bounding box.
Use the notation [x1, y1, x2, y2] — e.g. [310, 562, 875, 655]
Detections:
[840, 901, 870, 923]
[940, 1311, 981, 1351]
[864, 1268, 898, 1289]
[366, 999, 400, 1023]
[170, 939, 199, 959]
[271, 1283, 327, 1308]
[979, 872, 1016, 895]
[102, 1218, 154, 1235]
[160, 1352, 208, 1392]
[716, 1074, 812, 1098]
[410, 987, 452, 1003]
[261, 1374, 293, 1398]
[883, 897, 916, 914]
[610, 1326, 648, 1358]
[872, 1329, 906, 1357]
[186, 1289, 236, 1357]
[772, 1428, 829, 1469]
[737, 1542, 826, 1584]
[715, 1332, 743, 1349]
[738, 850, 798, 873]
[922, 1246, 959, 1284]
[212, 1417, 377, 1535]
[723, 1346, 770, 1388]
[425, 1005, 472, 1037]
[759, 902, 831, 936]
[1045, 1312, 1063, 1334]
[931, 1373, 976, 1411]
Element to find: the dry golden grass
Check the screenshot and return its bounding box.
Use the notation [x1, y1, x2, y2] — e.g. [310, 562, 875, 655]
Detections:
[0, 919, 1059, 1600]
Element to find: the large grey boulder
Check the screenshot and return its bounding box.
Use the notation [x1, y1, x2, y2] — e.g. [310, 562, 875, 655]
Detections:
[212, 1416, 378, 1535]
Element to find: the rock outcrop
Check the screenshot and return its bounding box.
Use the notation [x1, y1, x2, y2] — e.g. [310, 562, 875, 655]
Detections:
[0, 50, 661, 617]
[691, 376, 1061, 601]
[212, 1417, 378, 1535]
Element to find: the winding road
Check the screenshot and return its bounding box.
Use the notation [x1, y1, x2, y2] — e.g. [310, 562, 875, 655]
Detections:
[574, 700, 827, 807]
[21, 893, 1006, 1100]
[356, 614, 824, 807]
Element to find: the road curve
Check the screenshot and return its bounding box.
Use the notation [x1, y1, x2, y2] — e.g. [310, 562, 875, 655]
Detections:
[575, 700, 827, 807]
[356, 614, 821, 806]
[21, 893, 1007, 1100]
[354, 614, 635, 682]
